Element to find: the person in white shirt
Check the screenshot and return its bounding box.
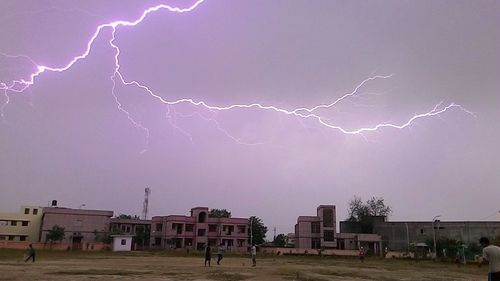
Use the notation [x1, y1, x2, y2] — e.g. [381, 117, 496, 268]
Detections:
[479, 237, 500, 281]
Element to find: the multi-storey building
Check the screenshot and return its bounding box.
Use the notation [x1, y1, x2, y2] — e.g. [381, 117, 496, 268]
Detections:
[109, 218, 151, 249]
[294, 205, 336, 249]
[0, 206, 43, 242]
[41, 205, 113, 249]
[151, 207, 249, 252]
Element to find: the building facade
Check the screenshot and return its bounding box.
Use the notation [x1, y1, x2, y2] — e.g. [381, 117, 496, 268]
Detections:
[0, 206, 43, 242]
[294, 205, 336, 249]
[340, 218, 500, 251]
[151, 207, 249, 252]
[109, 218, 151, 249]
[41, 206, 113, 249]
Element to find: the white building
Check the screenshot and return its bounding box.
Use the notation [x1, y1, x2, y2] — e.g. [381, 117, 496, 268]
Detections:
[111, 235, 134, 251]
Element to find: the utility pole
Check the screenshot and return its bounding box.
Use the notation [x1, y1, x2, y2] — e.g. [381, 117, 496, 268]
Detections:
[273, 226, 277, 242]
[432, 215, 441, 260]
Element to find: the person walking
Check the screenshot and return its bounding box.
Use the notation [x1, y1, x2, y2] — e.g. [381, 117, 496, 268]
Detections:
[359, 247, 365, 263]
[251, 245, 257, 267]
[204, 245, 212, 267]
[217, 244, 224, 265]
[479, 237, 500, 281]
[24, 244, 36, 263]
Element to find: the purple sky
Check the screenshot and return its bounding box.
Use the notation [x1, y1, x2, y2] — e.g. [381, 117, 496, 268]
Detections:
[1, 0, 499, 235]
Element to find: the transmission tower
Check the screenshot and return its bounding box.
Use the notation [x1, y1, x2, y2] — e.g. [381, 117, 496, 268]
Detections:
[142, 187, 151, 220]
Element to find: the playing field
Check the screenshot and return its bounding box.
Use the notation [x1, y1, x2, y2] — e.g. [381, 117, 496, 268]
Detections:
[0, 250, 489, 280]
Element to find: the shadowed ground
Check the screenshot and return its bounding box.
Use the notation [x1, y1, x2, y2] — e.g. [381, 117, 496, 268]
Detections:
[0, 250, 488, 280]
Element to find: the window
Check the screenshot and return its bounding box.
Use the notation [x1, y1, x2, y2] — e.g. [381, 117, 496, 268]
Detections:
[311, 222, 320, 233]
[198, 212, 206, 223]
[208, 224, 218, 232]
[154, 237, 162, 246]
[311, 238, 321, 249]
[8, 235, 15, 241]
[24, 208, 30, 214]
[197, 229, 206, 236]
[185, 238, 193, 246]
[126, 226, 131, 233]
[0, 221, 8, 226]
[208, 238, 217, 246]
[222, 239, 234, 247]
[420, 229, 424, 235]
[33, 209, 38, 215]
[223, 225, 234, 235]
[237, 239, 246, 247]
[185, 224, 194, 232]
[237, 225, 246, 234]
[20, 236, 27, 241]
[156, 223, 163, 231]
[0, 236, 5, 240]
[22, 221, 29, 226]
[324, 230, 334, 241]
[11, 221, 17, 226]
[121, 239, 127, 245]
[322, 209, 334, 227]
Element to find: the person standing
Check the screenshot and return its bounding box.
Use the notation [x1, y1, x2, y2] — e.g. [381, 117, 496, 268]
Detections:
[479, 237, 500, 281]
[217, 244, 224, 265]
[24, 244, 36, 263]
[359, 247, 365, 263]
[204, 245, 211, 267]
[251, 245, 257, 267]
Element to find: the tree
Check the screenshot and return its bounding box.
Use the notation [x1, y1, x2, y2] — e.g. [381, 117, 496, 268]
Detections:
[347, 196, 392, 233]
[273, 234, 287, 247]
[208, 209, 231, 218]
[46, 225, 65, 243]
[117, 214, 140, 220]
[249, 216, 267, 245]
[135, 226, 151, 248]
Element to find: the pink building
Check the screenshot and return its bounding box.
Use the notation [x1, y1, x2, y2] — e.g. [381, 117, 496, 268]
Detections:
[295, 205, 336, 249]
[151, 207, 249, 252]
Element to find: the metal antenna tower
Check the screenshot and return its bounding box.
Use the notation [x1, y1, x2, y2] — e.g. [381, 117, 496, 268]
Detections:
[142, 187, 151, 220]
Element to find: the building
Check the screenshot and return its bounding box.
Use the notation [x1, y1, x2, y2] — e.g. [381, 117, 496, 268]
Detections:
[111, 235, 134, 251]
[109, 217, 151, 249]
[151, 207, 249, 252]
[294, 205, 383, 255]
[0, 206, 43, 242]
[340, 218, 500, 251]
[41, 205, 113, 249]
[294, 205, 336, 249]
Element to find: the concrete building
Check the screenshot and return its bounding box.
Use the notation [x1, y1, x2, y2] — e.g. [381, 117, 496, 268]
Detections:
[0, 206, 43, 242]
[294, 205, 383, 255]
[151, 207, 249, 252]
[340, 218, 500, 251]
[111, 235, 134, 251]
[41, 206, 113, 249]
[294, 205, 336, 249]
[109, 218, 151, 249]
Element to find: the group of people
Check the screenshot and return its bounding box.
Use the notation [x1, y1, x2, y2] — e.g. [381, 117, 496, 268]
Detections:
[204, 244, 257, 267]
[20, 238, 500, 280]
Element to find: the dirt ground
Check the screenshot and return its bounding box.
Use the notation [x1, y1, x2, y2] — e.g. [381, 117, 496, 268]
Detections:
[0, 250, 489, 281]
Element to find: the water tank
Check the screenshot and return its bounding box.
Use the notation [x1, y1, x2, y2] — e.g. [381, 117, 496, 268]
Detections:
[51, 200, 58, 207]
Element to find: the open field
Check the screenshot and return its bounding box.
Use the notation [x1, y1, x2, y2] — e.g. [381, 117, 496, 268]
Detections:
[0, 250, 489, 281]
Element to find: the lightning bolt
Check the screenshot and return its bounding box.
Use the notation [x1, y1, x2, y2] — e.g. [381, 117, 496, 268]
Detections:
[0, 0, 474, 148]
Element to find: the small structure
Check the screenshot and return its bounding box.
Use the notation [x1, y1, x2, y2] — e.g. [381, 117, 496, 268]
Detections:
[111, 235, 134, 251]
